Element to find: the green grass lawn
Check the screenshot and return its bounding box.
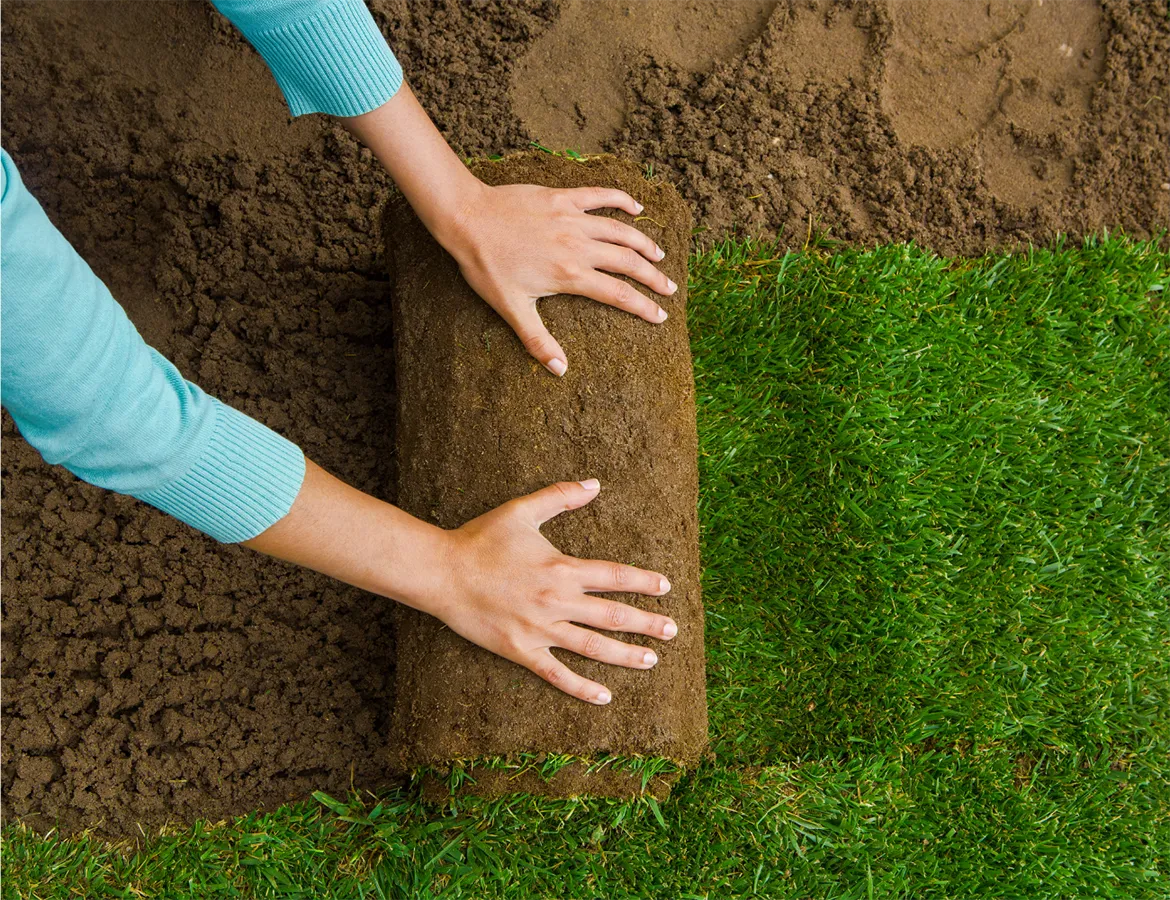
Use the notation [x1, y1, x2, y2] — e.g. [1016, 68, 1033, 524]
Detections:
[4, 237, 1167, 899]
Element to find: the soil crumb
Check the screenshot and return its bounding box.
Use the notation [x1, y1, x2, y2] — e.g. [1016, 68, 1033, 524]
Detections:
[1, 1, 407, 839]
[388, 153, 707, 797]
[884, 0, 1105, 208]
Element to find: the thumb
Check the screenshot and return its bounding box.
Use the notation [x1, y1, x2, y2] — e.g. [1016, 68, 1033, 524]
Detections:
[506, 304, 568, 376]
[513, 479, 601, 527]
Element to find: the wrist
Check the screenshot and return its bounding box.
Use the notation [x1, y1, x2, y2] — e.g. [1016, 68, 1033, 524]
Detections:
[375, 514, 458, 620]
[340, 83, 487, 261]
[428, 175, 489, 261]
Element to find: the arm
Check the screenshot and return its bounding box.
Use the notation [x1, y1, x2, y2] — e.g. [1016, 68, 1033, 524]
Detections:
[0, 149, 304, 542]
[341, 88, 676, 376]
[246, 462, 678, 704]
[212, 0, 676, 376]
[0, 148, 674, 703]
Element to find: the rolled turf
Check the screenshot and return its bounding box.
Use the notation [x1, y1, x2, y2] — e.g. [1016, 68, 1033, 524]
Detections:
[385, 153, 707, 798]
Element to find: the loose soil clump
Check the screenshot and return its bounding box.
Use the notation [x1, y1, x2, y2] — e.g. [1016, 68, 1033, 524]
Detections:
[388, 154, 706, 797]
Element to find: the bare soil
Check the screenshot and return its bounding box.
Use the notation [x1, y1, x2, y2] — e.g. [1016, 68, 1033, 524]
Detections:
[1, 0, 1166, 838]
[516, 0, 1169, 253]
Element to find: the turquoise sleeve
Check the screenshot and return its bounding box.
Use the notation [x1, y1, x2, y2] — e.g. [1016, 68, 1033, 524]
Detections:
[211, 0, 404, 117]
[0, 149, 306, 543]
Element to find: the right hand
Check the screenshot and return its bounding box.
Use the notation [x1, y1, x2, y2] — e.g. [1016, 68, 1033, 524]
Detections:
[427, 479, 678, 705]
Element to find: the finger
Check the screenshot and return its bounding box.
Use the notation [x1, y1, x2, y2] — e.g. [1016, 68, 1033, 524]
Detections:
[572, 595, 679, 641]
[582, 214, 666, 263]
[513, 478, 601, 527]
[501, 304, 567, 375]
[572, 271, 671, 324]
[526, 649, 612, 705]
[558, 624, 659, 669]
[575, 559, 670, 597]
[564, 186, 643, 217]
[590, 243, 676, 301]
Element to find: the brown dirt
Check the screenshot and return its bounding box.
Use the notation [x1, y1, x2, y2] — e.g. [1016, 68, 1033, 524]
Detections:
[0, 0, 1166, 839]
[1, 1, 409, 838]
[517, 0, 1170, 253]
[388, 154, 705, 797]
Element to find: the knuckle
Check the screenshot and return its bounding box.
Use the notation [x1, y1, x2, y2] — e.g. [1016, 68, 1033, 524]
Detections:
[552, 258, 580, 285]
[605, 602, 629, 629]
[521, 331, 551, 355]
[541, 662, 565, 686]
[551, 482, 573, 508]
[582, 631, 604, 657]
[499, 633, 526, 658]
[534, 588, 560, 610]
[612, 282, 636, 307]
[610, 562, 629, 588]
[620, 246, 640, 270]
[549, 557, 575, 581]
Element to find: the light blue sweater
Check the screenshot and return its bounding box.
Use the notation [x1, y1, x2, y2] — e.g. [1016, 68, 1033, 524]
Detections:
[0, 0, 402, 542]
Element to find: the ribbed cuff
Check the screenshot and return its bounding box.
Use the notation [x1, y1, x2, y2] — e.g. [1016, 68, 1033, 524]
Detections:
[246, 0, 404, 117]
[136, 400, 306, 543]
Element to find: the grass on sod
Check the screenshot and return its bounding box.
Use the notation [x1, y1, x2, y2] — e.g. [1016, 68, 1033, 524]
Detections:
[3, 237, 1167, 899]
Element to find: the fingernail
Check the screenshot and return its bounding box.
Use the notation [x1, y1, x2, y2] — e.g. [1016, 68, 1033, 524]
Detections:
[663, 621, 678, 639]
[548, 358, 567, 377]
[635, 202, 644, 214]
[667, 279, 677, 294]
[655, 307, 668, 323]
[643, 651, 658, 667]
[579, 478, 600, 491]
[593, 690, 612, 705]
[659, 577, 671, 593]
[655, 245, 665, 260]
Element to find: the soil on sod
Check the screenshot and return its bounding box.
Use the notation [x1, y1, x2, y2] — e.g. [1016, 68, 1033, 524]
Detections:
[0, 0, 1166, 838]
[388, 154, 705, 797]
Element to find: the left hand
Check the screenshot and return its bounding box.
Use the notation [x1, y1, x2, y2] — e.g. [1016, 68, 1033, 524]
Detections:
[441, 181, 678, 375]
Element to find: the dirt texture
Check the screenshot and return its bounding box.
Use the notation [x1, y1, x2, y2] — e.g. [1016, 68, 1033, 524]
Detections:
[388, 154, 706, 797]
[0, 2, 411, 838]
[514, 0, 1170, 253]
[1, 0, 1167, 839]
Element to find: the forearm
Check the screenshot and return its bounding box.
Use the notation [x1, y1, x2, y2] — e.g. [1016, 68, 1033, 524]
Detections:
[211, 0, 403, 118]
[243, 459, 450, 615]
[339, 84, 483, 249]
[245, 464, 677, 705]
[0, 149, 304, 543]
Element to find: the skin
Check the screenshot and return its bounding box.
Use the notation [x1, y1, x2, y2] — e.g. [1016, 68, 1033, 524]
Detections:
[341, 84, 677, 376]
[245, 463, 677, 705]
[242, 82, 681, 704]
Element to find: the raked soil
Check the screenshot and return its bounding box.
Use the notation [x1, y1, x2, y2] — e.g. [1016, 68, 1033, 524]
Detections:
[2, 0, 1167, 838]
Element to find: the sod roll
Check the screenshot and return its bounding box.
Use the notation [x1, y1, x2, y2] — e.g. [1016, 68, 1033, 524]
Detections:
[386, 153, 706, 798]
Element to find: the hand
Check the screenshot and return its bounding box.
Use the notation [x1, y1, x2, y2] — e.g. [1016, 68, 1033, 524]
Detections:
[428, 478, 678, 704]
[340, 86, 675, 375]
[441, 182, 678, 376]
[246, 463, 679, 706]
